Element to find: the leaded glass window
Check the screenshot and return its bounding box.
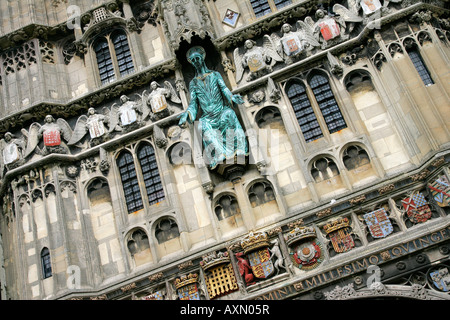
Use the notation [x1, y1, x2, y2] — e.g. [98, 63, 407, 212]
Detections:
[287, 81, 323, 142]
[112, 31, 134, 77]
[250, 0, 292, 18]
[137, 144, 165, 206]
[309, 73, 347, 134]
[94, 38, 115, 85]
[41, 247, 52, 279]
[93, 29, 134, 86]
[117, 151, 143, 213]
[407, 48, 434, 86]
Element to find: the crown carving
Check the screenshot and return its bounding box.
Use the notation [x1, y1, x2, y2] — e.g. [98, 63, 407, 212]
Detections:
[323, 217, 350, 234]
[200, 251, 230, 271]
[240, 231, 270, 254]
[174, 273, 198, 289]
[285, 226, 316, 247]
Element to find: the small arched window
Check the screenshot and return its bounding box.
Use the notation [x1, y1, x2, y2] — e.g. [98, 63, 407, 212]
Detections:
[93, 29, 134, 85]
[127, 229, 150, 256]
[117, 151, 143, 213]
[155, 218, 180, 244]
[308, 73, 347, 134]
[41, 247, 52, 279]
[286, 80, 323, 142]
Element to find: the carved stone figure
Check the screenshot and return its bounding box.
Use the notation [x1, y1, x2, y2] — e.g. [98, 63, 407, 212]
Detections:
[178, 46, 248, 170]
[269, 240, 286, 275]
[308, 8, 362, 49]
[108, 95, 142, 132]
[1, 132, 26, 172]
[23, 115, 72, 156]
[233, 37, 282, 83]
[67, 108, 110, 146]
[143, 81, 182, 121]
[271, 22, 320, 65]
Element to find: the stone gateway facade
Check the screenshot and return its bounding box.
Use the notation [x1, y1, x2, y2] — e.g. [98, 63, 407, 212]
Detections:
[0, 0, 449, 301]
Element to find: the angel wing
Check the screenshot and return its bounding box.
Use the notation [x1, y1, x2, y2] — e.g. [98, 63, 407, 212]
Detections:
[262, 34, 283, 66]
[56, 118, 73, 142]
[270, 32, 283, 57]
[23, 123, 41, 158]
[233, 47, 245, 83]
[296, 20, 321, 48]
[347, 0, 362, 14]
[136, 90, 151, 121]
[107, 103, 121, 133]
[67, 115, 88, 146]
[333, 4, 364, 22]
[164, 81, 181, 104]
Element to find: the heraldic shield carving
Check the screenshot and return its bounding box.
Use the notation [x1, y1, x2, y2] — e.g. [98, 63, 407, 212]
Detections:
[429, 267, 450, 292]
[363, 208, 393, 239]
[240, 231, 275, 280]
[285, 226, 323, 271]
[401, 191, 433, 223]
[428, 175, 450, 208]
[174, 273, 200, 300]
[324, 217, 355, 254]
[200, 251, 238, 299]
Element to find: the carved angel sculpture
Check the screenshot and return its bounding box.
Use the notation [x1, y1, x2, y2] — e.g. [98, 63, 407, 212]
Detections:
[309, 8, 362, 49]
[0, 132, 26, 175]
[67, 108, 110, 146]
[333, 2, 364, 34]
[142, 81, 182, 121]
[23, 115, 72, 157]
[107, 95, 142, 132]
[234, 37, 282, 83]
[271, 23, 319, 65]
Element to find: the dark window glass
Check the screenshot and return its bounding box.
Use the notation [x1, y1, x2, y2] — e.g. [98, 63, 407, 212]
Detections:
[137, 144, 165, 206]
[274, 0, 292, 9]
[407, 49, 434, 86]
[117, 151, 143, 213]
[287, 82, 323, 142]
[94, 38, 115, 84]
[309, 74, 347, 134]
[111, 31, 134, 77]
[41, 247, 52, 279]
[250, 0, 272, 18]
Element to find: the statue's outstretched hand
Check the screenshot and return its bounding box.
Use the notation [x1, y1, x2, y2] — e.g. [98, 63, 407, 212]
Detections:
[178, 112, 189, 128]
[232, 94, 244, 105]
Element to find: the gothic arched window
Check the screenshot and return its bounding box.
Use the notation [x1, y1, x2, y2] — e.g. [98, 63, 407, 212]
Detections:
[137, 143, 165, 206]
[93, 29, 134, 85]
[308, 73, 347, 135]
[286, 80, 323, 142]
[41, 247, 52, 279]
[117, 151, 143, 214]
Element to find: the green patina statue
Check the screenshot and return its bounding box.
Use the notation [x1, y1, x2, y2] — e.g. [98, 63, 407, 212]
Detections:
[178, 46, 248, 170]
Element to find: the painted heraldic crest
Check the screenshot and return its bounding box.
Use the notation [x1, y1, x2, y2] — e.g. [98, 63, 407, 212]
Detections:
[363, 208, 393, 239]
[401, 191, 432, 223]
